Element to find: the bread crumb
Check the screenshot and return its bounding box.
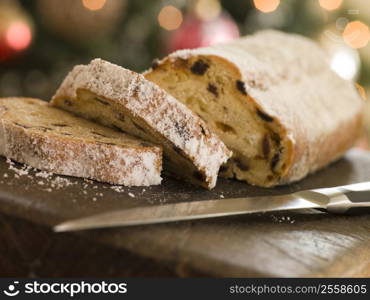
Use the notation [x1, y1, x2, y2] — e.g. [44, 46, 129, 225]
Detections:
[111, 186, 125, 193]
[49, 177, 75, 189]
[7, 159, 33, 176]
[271, 215, 295, 224]
[35, 171, 53, 179]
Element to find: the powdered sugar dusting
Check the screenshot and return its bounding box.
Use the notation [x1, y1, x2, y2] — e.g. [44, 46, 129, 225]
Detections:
[5, 158, 78, 190]
[2, 158, 151, 200]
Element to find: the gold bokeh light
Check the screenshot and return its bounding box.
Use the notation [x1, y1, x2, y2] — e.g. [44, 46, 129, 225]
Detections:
[82, 0, 107, 11]
[318, 0, 343, 11]
[195, 0, 221, 21]
[158, 5, 183, 31]
[253, 0, 280, 13]
[343, 21, 370, 49]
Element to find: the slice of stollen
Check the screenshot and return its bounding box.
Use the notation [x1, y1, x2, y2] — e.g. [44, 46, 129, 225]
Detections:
[0, 97, 162, 186]
[51, 59, 231, 189]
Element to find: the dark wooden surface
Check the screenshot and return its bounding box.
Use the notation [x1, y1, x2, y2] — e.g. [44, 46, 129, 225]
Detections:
[0, 149, 369, 277]
[0, 214, 177, 277]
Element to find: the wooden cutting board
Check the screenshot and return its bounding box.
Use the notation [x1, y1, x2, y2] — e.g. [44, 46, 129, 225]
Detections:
[0, 149, 369, 277]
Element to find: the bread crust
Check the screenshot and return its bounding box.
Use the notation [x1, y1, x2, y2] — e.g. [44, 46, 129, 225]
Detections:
[0, 98, 162, 186]
[51, 59, 231, 189]
[145, 30, 364, 186]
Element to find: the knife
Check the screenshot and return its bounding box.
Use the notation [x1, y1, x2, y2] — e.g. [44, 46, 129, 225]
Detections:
[54, 181, 370, 232]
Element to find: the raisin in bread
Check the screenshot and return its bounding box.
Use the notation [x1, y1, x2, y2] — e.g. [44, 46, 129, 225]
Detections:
[0, 98, 162, 186]
[145, 30, 364, 187]
[50, 59, 231, 189]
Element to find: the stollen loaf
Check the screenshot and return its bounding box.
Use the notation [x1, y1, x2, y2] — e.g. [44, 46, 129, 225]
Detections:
[145, 30, 364, 187]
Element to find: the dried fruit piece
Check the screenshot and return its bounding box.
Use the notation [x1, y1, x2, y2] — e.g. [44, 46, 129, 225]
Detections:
[116, 112, 125, 122]
[132, 121, 145, 132]
[207, 83, 219, 97]
[52, 123, 68, 127]
[112, 125, 127, 133]
[14, 122, 30, 129]
[270, 152, 280, 171]
[256, 109, 274, 122]
[215, 122, 236, 134]
[271, 132, 281, 146]
[234, 158, 249, 171]
[262, 135, 270, 159]
[190, 60, 209, 75]
[91, 131, 108, 138]
[64, 99, 73, 106]
[95, 97, 109, 106]
[236, 80, 247, 95]
[38, 126, 53, 132]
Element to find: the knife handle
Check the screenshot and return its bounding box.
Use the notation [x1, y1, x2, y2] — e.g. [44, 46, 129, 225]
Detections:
[324, 182, 370, 214]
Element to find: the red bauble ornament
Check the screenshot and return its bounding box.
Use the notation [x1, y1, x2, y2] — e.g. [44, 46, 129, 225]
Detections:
[0, 1, 33, 62]
[167, 13, 239, 53]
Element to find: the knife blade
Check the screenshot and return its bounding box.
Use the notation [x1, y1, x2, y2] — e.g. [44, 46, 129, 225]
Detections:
[54, 181, 370, 232]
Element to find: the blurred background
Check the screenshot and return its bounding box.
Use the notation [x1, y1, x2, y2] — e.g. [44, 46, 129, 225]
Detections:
[0, 0, 369, 145]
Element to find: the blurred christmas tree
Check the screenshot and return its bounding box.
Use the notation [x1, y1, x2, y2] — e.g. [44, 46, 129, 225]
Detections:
[0, 0, 369, 103]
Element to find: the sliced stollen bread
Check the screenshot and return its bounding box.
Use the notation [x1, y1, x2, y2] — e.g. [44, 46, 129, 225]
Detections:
[51, 59, 231, 189]
[0, 98, 162, 186]
[145, 30, 364, 187]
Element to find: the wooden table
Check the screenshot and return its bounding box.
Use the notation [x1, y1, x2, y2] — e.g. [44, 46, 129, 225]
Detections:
[0, 149, 369, 277]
